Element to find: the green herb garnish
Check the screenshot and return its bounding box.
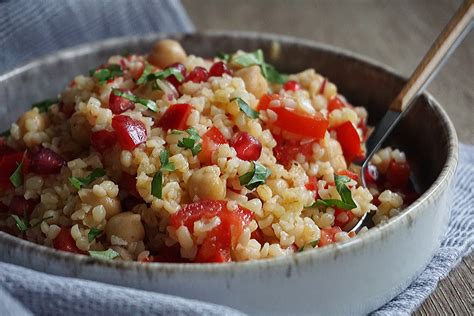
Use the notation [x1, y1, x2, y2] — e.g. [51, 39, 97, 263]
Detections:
[32, 98, 58, 113]
[138, 67, 184, 86]
[232, 97, 259, 119]
[9, 152, 26, 188]
[159, 149, 175, 172]
[177, 127, 202, 156]
[136, 64, 154, 85]
[90, 64, 123, 84]
[0, 129, 11, 137]
[151, 171, 163, 199]
[88, 227, 103, 242]
[10, 215, 28, 232]
[69, 168, 106, 190]
[239, 161, 271, 190]
[111, 89, 157, 112]
[298, 240, 319, 252]
[231, 49, 288, 84]
[216, 52, 231, 62]
[308, 174, 357, 210]
[88, 248, 120, 260]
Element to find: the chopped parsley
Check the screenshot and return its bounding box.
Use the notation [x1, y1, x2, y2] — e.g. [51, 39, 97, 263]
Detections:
[9, 152, 27, 188]
[11, 215, 28, 232]
[239, 161, 271, 190]
[88, 227, 103, 242]
[151, 171, 163, 199]
[90, 64, 123, 84]
[159, 149, 175, 172]
[0, 129, 10, 137]
[177, 127, 202, 156]
[111, 89, 157, 112]
[216, 52, 231, 62]
[232, 97, 259, 119]
[308, 174, 357, 210]
[137, 67, 184, 86]
[69, 168, 106, 190]
[298, 240, 319, 252]
[32, 98, 58, 113]
[136, 64, 154, 85]
[88, 248, 120, 260]
[231, 49, 288, 84]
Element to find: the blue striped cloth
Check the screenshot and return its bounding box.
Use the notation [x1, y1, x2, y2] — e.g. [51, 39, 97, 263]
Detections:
[1, 1, 472, 315]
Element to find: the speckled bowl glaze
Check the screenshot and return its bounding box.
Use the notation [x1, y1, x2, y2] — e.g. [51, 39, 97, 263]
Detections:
[0, 32, 458, 315]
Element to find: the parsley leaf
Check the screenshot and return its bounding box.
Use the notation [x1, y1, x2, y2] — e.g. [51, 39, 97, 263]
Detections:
[311, 174, 357, 210]
[32, 98, 58, 113]
[216, 52, 231, 62]
[298, 240, 319, 252]
[138, 67, 184, 86]
[232, 97, 259, 119]
[159, 149, 175, 172]
[9, 152, 26, 188]
[239, 161, 271, 190]
[151, 171, 163, 199]
[0, 129, 10, 137]
[88, 248, 120, 260]
[11, 215, 28, 232]
[88, 227, 103, 242]
[231, 49, 288, 84]
[90, 64, 123, 84]
[69, 168, 106, 190]
[177, 127, 202, 156]
[136, 64, 154, 85]
[111, 89, 157, 112]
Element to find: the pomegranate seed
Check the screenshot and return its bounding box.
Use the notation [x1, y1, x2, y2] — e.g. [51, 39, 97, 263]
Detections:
[209, 62, 231, 77]
[29, 147, 66, 175]
[283, 80, 300, 91]
[319, 78, 327, 94]
[109, 89, 135, 114]
[10, 196, 38, 216]
[90, 130, 117, 153]
[165, 63, 187, 90]
[230, 132, 262, 161]
[364, 164, 379, 184]
[112, 115, 147, 150]
[185, 66, 209, 83]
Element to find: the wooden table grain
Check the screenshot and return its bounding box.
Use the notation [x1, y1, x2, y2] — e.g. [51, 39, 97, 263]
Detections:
[182, 0, 473, 314]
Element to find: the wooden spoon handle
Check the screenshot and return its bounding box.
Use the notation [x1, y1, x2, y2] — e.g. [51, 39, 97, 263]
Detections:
[389, 0, 474, 112]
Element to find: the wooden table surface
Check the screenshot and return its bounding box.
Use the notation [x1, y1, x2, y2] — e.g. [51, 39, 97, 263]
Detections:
[182, 0, 473, 314]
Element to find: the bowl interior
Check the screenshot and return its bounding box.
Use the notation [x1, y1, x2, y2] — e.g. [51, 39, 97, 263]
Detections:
[0, 32, 450, 196]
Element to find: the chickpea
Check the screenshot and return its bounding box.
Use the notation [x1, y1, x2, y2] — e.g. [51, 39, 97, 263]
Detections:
[234, 65, 268, 99]
[17, 108, 47, 134]
[148, 39, 187, 68]
[69, 112, 91, 146]
[105, 212, 145, 243]
[79, 189, 121, 219]
[187, 166, 226, 200]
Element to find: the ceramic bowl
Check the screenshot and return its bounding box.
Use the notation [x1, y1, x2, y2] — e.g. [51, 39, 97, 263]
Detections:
[0, 32, 458, 315]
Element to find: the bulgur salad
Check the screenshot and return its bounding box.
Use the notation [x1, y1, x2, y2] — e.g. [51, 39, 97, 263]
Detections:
[0, 39, 417, 263]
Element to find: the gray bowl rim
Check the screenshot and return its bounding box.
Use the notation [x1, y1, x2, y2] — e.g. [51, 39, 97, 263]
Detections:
[0, 30, 459, 273]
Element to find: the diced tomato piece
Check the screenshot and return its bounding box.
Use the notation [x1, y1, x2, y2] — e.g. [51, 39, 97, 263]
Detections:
[29, 147, 65, 175]
[10, 196, 38, 216]
[185, 66, 209, 83]
[387, 160, 411, 189]
[152, 245, 187, 263]
[305, 175, 318, 191]
[119, 172, 140, 198]
[165, 63, 187, 91]
[318, 226, 342, 247]
[90, 130, 117, 153]
[53, 228, 83, 254]
[271, 107, 328, 139]
[257, 94, 280, 111]
[230, 132, 262, 161]
[273, 134, 314, 167]
[209, 62, 231, 77]
[170, 200, 253, 263]
[0, 151, 27, 190]
[327, 96, 345, 112]
[111, 115, 147, 150]
[337, 169, 359, 181]
[334, 208, 356, 228]
[283, 80, 300, 91]
[251, 228, 265, 245]
[109, 90, 135, 114]
[198, 127, 227, 165]
[157, 103, 192, 131]
[334, 121, 362, 163]
[364, 164, 379, 185]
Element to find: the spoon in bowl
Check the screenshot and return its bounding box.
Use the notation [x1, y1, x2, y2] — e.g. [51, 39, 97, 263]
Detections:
[350, 0, 473, 232]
